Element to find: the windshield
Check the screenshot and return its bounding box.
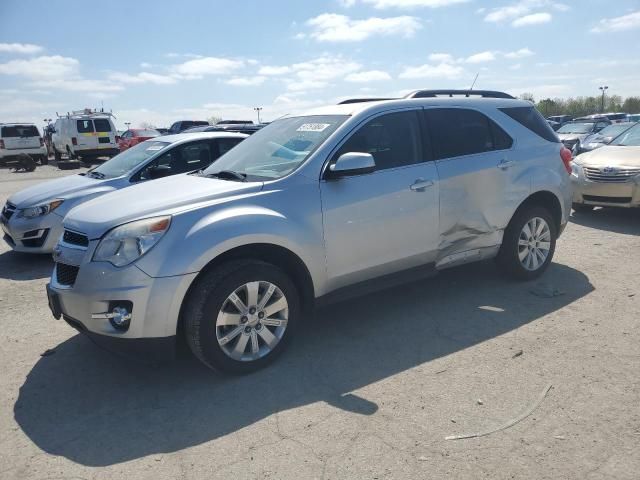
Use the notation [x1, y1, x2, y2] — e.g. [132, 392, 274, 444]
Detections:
[598, 124, 632, 138]
[93, 140, 170, 178]
[135, 129, 160, 137]
[202, 115, 348, 180]
[557, 123, 593, 134]
[610, 123, 640, 146]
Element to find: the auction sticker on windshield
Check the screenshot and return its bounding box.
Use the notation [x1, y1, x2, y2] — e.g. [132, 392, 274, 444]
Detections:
[297, 123, 331, 132]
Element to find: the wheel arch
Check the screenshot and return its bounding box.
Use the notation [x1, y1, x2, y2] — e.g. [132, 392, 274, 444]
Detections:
[176, 243, 316, 345]
[512, 190, 563, 233]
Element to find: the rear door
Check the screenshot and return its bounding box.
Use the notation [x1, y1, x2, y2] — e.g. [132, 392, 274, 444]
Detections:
[1, 125, 41, 150]
[93, 118, 116, 149]
[320, 109, 440, 290]
[75, 119, 98, 150]
[424, 107, 525, 267]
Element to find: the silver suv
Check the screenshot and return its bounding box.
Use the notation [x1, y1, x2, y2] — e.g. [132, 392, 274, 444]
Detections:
[46, 90, 573, 373]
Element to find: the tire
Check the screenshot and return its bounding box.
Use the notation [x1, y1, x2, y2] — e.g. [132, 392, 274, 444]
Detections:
[57, 160, 80, 170]
[572, 203, 594, 213]
[66, 146, 76, 160]
[54, 148, 62, 162]
[40, 155, 48, 165]
[184, 260, 300, 374]
[497, 206, 557, 281]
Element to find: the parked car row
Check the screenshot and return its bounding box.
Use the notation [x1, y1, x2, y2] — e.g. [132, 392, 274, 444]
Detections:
[3, 90, 577, 374]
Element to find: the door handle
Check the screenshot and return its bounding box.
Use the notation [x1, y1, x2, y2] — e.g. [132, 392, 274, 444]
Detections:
[410, 178, 434, 191]
[497, 159, 515, 170]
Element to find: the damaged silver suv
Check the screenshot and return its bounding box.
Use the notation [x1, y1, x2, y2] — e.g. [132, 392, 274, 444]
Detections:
[47, 90, 572, 373]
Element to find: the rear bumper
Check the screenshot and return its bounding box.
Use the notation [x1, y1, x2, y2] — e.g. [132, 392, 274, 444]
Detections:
[74, 148, 119, 157]
[0, 147, 47, 161]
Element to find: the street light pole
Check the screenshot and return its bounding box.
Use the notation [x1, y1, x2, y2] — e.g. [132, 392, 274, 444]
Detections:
[599, 86, 608, 113]
[253, 107, 263, 124]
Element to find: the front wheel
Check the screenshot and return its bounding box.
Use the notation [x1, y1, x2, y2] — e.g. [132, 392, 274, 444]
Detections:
[183, 260, 300, 374]
[497, 206, 557, 281]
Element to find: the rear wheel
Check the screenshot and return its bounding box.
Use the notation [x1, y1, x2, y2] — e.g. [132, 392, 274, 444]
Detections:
[184, 260, 300, 374]
[497, 206, 557, 280]
[53, 147, 61, 162]
[40, 155, 48, 165]
[572, 203, 594, 213]
[66, 146, 76, 160]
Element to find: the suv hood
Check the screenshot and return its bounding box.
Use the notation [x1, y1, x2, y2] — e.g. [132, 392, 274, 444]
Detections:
[574, 145, 640, 168]
[64, 173, 264, 239]
[7, 173, 113, 208]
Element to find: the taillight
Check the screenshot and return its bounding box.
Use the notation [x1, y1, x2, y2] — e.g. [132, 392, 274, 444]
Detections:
[72, 137, 77, 146]
[39, 138, 44, 147]
[560, 147, 572, 174]
[0, 139, 5, 149]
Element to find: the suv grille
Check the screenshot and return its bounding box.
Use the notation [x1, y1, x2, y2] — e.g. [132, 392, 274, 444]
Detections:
[56, 263, 79, 286]
[63, 230, 89, 247]
[2, 202, 16, 221]
[584, 166, 640, 183]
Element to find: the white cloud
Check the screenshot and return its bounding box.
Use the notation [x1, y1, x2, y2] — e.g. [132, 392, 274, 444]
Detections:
[361, 0, 468, 8]
[287, 79, 330, 91]
[306, 13, 421, 42]
[512, 12, 551, 27]
[399, 62, 464, 79]
[0, 55, 79, 79]
[429, 53, 454, 63]
[31, 78, 124, 93]
[504, 47, 535, 59]
[139, 62, 153, 69]
[0, 43, 44, 54]
[171, 57, 244, 77]
[108, 72, 178, 85]
[258, 65, 292, 75]
[509, 63, 522, 70]
[483, 1, 565, 26]
[344, 70, 392, 82]
[225, 76, 266, 86]
[466, 51, 496, 63]
[591, 11, 640, 34]
[292, 55, 362, 82]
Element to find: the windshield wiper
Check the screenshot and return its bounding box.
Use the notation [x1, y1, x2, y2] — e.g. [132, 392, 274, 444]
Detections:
[205, 170, 247, 182]
[88, 171, 106, 179]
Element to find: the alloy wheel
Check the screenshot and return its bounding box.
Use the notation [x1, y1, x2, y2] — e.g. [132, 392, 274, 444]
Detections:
[518, 217, 551, 271]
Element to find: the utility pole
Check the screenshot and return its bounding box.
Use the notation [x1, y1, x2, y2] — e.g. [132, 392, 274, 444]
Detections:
[599, 86, 608, 113]
[253, 107, 263, 124]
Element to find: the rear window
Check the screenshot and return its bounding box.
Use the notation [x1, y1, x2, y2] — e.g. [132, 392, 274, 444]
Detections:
[76, 120, 94, 133]
[1, 125, 40, 137]
[500, 107, 559, 143]
[93, 119, 112, 132]
[605, 113, 627, 121]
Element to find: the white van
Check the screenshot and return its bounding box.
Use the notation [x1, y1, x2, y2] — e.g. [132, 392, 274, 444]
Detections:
[52, 109, 119, 162]
[0, 123, 48, 165]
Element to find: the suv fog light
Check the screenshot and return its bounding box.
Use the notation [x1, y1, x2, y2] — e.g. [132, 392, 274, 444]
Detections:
[91, 302, 132, 331]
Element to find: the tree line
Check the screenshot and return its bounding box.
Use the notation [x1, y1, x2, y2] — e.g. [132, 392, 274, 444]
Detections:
[519, 93, 640, 117]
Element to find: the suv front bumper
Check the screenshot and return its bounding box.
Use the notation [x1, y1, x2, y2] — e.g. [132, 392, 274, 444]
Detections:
[47, 251, 198, 361]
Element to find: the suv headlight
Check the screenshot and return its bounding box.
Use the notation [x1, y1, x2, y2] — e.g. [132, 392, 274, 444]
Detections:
[93, 216, 171, 267]
[571, 162, 582, 178]
[18, 199, 64, 218]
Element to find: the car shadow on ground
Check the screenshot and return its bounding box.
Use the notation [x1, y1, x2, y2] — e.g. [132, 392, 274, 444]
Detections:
[0, 250, 53, 280]
[14, 261, 593, 467]
[571, 207, 640, 235]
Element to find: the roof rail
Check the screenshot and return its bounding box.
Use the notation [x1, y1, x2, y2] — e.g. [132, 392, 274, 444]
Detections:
[405, 89, 515, 99]
[338, 98, 396, 105]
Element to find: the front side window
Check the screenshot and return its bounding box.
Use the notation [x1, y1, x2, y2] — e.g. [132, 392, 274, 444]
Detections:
[93, 141, 170, 178]
[202, 115, 347, 180]
[333, 110, 423, 170]
[76, 120, 94, 133]
[426, 108, 497, 160]
[138, 141, 212, 180]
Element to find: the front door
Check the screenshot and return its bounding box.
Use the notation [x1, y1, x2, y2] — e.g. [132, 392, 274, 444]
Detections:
[320, 109, 440, 291]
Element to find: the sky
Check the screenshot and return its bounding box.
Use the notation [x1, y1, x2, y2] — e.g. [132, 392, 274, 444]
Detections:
[1, 0, 639, 130]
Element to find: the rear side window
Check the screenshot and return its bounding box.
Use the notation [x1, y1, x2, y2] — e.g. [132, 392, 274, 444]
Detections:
[93, 119, 112, 132]
[335, 110, 423, 171]
[425, 108, 510, 160]
[1, 125, 39, 137]
[76, 120, 94, 133]
[500, 106, 559, 143]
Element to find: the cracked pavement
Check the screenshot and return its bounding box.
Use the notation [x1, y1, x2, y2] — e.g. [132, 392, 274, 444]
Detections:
[1, 166, 639, 479]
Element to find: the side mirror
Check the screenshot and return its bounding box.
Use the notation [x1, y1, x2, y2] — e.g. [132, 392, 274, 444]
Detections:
[327, 152, 375, 178]
[148, 165, 172, 180]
